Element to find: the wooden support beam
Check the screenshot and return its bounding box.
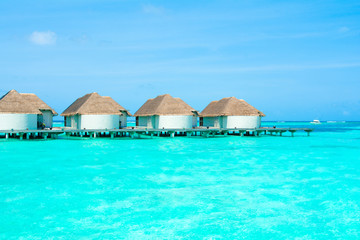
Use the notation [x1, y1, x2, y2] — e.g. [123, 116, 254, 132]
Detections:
[202, 132, 210, 138]
[0, 127, 313, 141]
[305, 130, 312, 136]
[289, 130, 296, 137]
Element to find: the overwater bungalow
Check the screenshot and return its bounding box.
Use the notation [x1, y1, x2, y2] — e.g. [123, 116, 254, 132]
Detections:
[0, 90, 57, 130]
[21, 93, 58, 128]
[200, 97, 265, 128]
[61, 92, 131, 130]
[134, 94, 198, 129]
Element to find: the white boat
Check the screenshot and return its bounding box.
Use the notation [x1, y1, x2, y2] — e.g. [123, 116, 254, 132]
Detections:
[310, 120, 321, 124]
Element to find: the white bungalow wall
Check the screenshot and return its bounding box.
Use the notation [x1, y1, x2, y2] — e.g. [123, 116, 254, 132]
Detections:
[226, 116, 261, 128]
[80, 115, 120, 129]
[0, 114, 37, 130]
[65, 115, 123, 129]
[202, 116, 261, 128]
[137, 115, 195, 129]
[157, 115, 194, 129]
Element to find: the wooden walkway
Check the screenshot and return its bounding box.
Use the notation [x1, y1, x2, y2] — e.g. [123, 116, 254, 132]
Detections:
[0, 127, 313, 140]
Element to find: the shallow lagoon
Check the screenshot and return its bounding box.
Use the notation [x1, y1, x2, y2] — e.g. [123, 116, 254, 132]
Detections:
[1, 122, 360, 239]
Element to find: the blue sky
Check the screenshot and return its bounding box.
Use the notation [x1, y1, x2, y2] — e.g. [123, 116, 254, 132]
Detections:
[0, 0, 359, 120]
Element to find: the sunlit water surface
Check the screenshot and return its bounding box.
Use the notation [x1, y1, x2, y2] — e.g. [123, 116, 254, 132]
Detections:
[1, 121, 360, 239]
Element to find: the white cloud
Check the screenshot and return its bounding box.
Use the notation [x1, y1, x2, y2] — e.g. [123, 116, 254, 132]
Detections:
[29, 31, 57, 45]
[142, 4, 164, 14]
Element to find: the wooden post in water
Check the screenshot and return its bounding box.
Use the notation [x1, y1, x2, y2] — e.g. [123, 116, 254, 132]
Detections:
[305, 130, 312, 136]
[256, 130, 264, 137]
[289, 130, 296, 137]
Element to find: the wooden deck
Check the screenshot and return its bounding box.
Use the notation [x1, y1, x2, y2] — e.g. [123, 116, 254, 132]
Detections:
[0, 127, 313, 140]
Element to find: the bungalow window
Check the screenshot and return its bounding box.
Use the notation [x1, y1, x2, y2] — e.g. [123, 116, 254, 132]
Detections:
[199, 117, 203, 126]
[136, 117, 139, 126]
[64, 117, 67, 127]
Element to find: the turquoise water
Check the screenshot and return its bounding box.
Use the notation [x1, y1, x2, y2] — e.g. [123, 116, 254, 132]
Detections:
[1, 122, 360, 239]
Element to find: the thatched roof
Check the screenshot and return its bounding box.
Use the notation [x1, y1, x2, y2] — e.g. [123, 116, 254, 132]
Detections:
[61, 92, 131, 116]
[134, 94, 196, 116]
[103, 96, 132, 116]
[0, 90, 43, 114]
[20, 93, 58, 115]
[200, 97, 265, 117]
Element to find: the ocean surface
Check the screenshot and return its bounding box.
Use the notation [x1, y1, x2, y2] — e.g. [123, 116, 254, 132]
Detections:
[1, 121, 360, 239]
